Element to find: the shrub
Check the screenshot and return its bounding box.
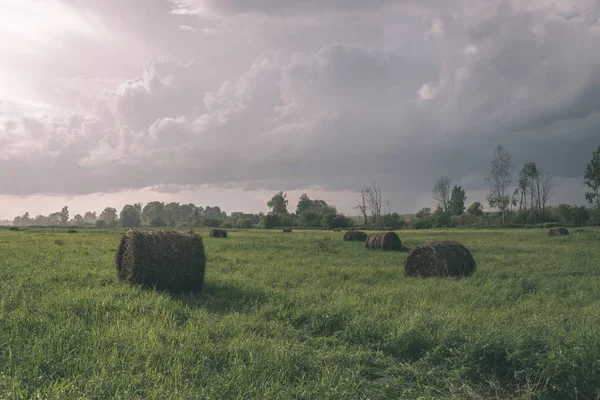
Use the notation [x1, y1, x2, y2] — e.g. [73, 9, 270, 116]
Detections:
[150, 216, 167, 227]
[203, 218, 221, 227]
[411, 216, 435, 230]
[540, 222, 561, 229]
[236, 219, 252, 229]
[322, 213, 352, 229]
[589, 207, 600, 226]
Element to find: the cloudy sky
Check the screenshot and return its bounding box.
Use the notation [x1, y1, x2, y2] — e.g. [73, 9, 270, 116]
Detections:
[0, 0, 598, 219]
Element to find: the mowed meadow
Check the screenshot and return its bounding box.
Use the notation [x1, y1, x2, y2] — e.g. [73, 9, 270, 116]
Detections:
[1, 228, 600, 399]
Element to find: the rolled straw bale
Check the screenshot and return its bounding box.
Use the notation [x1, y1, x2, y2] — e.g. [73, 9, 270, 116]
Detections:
[548, 227, 569, 236]
[343, 231, 368, 242]
[116, 230, 206, 292]
[209, 229, 228, 238]
[404, 240, 476, 277]
[365, 232, 402, 251]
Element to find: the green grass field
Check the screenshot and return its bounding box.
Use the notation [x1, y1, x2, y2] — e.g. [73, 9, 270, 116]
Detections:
[1, 228, 599, 399]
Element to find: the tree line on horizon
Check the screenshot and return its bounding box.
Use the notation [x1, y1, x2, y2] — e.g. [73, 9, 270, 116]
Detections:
[411, 144, 600, 228]
[7, 145, 600, 230]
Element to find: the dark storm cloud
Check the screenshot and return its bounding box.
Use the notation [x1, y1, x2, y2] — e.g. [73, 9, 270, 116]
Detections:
[1, 0, 599, 202]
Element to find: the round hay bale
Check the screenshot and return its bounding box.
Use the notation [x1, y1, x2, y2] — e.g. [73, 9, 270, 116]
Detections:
[209, 229, 228, 238]
[404, 240, 476, 277]
[365, 232, 402, 251]
[116, 230, 206, 292]
[283, 227, 293, 233]
[548, 227, 569, 236]
[343, 231, 368, 242]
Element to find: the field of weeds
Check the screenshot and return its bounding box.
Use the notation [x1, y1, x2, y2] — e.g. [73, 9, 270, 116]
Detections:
[1, 227, 599, 399]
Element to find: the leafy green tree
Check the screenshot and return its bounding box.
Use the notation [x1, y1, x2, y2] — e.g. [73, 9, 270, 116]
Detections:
[179, 204, 198, 223]
[204, 206, 224, 219]
[186, 208, 204, 227]
[378, 213, 406, 229]
[261, 214, 279, 229]
[584, 145, 600, 208]
[120, 205, 142, 228]
[59, 206, 69, 226]
[434, 205, 451, 228]
[99, 207, 118, 225]
[83, 211, 97, 224]
[236, 219, 252, 229]
[150, 216, 167, 227]
[295, 193, 337, 227]
[296, 193, 312, 216]
[589, 207, 600, 226]
[164, 202, 181, 226]
[267, 191, 288, 214]
[230, 212, 244, 223]
[467, 202, 484, 216]
[571, 206, 590, 227]
[518, 162, 538, 214]
[142, 201, 166, 225]
[415, 207, 431, 219]
[47, 212, 61, 226]
[449, 186, 467, 216]
[553, 204, 590, 226]
[203, 218, 221, 227]
[95, 220, 108, 228]
[72, 214, 84, 226]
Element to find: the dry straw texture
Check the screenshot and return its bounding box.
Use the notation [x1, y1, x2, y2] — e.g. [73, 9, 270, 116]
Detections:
[404, 240, 476, 277]
[343, 231, 368, 242]
[365, 232, 402, 251]
[209, 229, 228, 238]
[116, 230, 206, 292]
[548, 227, 569, 236]
[283, 227, 293, 233]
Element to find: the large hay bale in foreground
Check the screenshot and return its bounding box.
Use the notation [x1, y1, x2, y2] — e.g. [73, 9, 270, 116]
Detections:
[209, 229, 228, 238]
[283, 227, 293, 233]
[548, 227, 569, 236]
[404, 241, 476, 277]
[365, 232, 402, 251]
[116, 230, 206, 292]
[343, 231, 368, 242]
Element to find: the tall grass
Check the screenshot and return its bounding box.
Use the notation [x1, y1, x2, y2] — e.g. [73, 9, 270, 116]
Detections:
[0, 228, 599, 399]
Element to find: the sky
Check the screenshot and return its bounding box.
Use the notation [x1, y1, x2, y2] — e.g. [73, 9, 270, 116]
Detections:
[0, 0, 599, 220]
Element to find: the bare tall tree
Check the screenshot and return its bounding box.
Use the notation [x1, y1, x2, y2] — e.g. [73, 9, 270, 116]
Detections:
[432, 176, 451, 213]
[355, 190, 368, 225]
[533, 173, 554, 220]
[365, 182, 383, 223]
[385, 200, 392, 215]
[355, 182, 383, 224]
[485, 145, 512, 224]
